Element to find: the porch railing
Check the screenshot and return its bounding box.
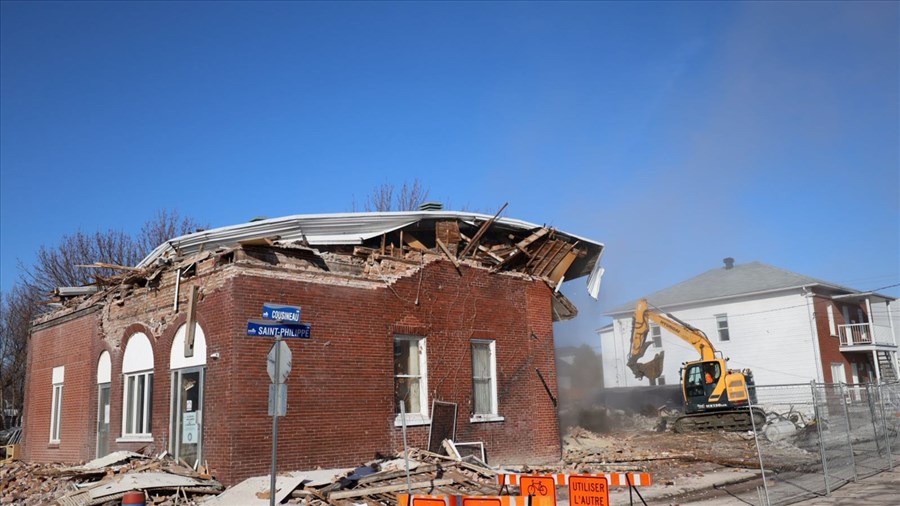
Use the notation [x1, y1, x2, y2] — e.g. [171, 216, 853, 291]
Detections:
[838, 323, 872, 346]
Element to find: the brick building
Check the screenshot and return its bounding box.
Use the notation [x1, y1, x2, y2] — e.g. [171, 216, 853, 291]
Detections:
[22, 210, 604, 484]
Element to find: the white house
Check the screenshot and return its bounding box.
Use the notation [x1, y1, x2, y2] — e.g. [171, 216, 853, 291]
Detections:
[599, 259, 899, 388]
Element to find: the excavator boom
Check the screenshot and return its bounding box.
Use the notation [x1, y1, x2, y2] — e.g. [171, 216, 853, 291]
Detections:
[627, 299, 716, 380]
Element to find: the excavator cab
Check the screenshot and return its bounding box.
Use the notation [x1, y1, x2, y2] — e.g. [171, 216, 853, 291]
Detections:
[682, 360, 725, 413]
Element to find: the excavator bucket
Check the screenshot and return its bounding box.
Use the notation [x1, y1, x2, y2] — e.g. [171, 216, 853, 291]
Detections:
[627, 351, 665, 381]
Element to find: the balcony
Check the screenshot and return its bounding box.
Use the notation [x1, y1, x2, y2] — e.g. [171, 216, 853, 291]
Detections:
[839, 322, 896, 348]
[839, 323, 871, 346]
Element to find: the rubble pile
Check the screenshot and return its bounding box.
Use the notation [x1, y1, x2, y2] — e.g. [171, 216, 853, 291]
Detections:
[213, 448, 500, 506]
[1, 451, 222, 506]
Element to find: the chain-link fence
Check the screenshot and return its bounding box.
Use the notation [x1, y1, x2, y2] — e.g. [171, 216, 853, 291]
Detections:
[720, 381, 899, 505]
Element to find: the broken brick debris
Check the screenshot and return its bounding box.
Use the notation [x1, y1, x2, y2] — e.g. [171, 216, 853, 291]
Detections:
[1, 451, 221, 506]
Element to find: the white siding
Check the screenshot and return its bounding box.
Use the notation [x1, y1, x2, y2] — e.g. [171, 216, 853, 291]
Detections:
[600, 291, 821, 387]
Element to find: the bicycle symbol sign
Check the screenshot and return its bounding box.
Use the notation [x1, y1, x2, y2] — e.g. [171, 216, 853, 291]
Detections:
[520, 475, 556, 502]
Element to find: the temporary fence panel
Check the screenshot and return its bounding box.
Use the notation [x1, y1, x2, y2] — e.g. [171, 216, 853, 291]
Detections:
[726, 381, 900, 506]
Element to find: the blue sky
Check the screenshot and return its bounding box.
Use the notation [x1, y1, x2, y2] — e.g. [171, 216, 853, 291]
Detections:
[1, 1, 898, 347]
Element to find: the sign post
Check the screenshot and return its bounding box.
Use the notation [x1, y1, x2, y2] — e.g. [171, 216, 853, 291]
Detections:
[269, 334, 282, 506]
[246, 303, 311, 506]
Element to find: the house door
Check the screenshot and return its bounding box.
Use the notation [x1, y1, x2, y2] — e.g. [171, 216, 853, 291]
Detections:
[170, 367, 204, 468]
[96, 383, 110, 458]
[831, 362, 846, 384]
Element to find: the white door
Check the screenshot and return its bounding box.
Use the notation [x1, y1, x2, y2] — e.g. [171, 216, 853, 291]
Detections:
[170, 367, 204, 467]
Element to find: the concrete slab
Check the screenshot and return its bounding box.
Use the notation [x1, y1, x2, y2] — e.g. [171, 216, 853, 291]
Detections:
[202, 468, 352, 505]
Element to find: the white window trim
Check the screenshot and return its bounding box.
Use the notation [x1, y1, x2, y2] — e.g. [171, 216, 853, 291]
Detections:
[827, 304, 837, 336]
[393, 335, 429, 427]
[650, 324, 662, 348]
[715, 314, 730, 342]
[120, 370, 153, 440]
[470, 339, 503, 423]
[49, 382, 63, 443]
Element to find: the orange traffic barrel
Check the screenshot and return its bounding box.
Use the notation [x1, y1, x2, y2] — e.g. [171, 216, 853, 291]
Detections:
[122, 490, 145, 506]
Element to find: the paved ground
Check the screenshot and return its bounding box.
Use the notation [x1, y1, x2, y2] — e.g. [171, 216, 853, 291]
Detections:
[552, 468, 899, 505]
[680, 468, 900, 505]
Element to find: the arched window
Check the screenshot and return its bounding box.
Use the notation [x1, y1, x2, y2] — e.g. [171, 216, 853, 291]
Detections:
[97, 351, 111, 384]
[96, 351, 112, 456]
[122, 333, 153, 438]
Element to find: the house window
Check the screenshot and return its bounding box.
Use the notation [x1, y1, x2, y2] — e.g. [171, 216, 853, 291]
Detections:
[471, 340, 502, 422]
[120, 332, 154, 440]
[124, 371, 153, 436]
[393, 335, 428, 426]
[49, 366, 64, 443]
[716, 314, 730, 342]
[650, 324, 662, 348]
[827, 304, 836, 336]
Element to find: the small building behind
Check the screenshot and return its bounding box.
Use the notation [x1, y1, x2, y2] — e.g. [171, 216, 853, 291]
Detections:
[22, 210, 604, 484]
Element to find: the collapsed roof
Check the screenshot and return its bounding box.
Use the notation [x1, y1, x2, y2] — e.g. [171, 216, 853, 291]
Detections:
[44, 210, 605, 322]
[138, 210, 605, 295]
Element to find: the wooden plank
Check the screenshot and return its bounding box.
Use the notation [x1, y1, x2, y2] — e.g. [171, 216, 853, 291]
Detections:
[328, 478, 454, 500]
[526, 240, 560, 272]
[75, 262, 138, 271]
[356, 464, 440, 485]
[532, 240, 570, 276]
[353, 246, 379, 257]
[402, 232, 428, 252]
[516, 227, 550, 252]
[237, 236, 278, 247]
[459, 233, 503, 262]
[435, 239, 462, 275]
[458, 202, 508, 258]
[492, 228, 550, 272]
[548, 249, 579, 284]
[184, 285, 199, 358]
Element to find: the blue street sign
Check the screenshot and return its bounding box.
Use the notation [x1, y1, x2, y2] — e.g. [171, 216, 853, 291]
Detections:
[247, 319, 312, 338]
[262, 303, 301, 323]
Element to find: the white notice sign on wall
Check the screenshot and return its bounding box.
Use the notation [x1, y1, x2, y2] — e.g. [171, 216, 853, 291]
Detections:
[182, 412, 198, 444]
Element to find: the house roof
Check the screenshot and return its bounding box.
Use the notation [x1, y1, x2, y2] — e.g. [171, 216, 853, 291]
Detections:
[605, 261, 890, 315]
[137, 210, 605, 285]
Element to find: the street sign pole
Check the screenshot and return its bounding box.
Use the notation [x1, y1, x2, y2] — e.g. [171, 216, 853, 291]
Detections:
[269, 334, 281, 506]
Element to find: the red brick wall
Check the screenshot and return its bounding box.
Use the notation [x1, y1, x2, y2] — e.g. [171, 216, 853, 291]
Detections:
[811, 295, 871, 382]
[23, 309, 103, 463]
[224, 260, 561, 483]
[23, 258, 561, 484]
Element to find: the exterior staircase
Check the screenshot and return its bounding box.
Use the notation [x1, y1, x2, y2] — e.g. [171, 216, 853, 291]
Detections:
[877, 350, 898, 383]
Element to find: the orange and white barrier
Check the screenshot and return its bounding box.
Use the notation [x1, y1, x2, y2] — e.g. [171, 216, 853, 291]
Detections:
[398, 495, 555, 506]
[497, 472, 652, 487]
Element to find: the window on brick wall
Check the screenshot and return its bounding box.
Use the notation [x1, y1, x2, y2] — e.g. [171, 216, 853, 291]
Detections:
[120, 332, 154, 440]
[393, 335, 429, 426]
[49, 366, 64, 443]
[716, 314, 730, 342]
[650, 324, 662, 348]
[827, 304, 837, 336]
[470, 340, 503, 422]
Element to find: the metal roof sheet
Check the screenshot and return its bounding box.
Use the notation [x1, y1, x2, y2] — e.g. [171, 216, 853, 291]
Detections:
[138, 210, 605, 282]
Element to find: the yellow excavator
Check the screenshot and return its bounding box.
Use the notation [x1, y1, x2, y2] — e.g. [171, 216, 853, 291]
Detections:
[627, 298, 765, 432]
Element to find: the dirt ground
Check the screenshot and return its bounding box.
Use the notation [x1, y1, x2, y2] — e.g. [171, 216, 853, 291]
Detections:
[550, 419, 822, 504]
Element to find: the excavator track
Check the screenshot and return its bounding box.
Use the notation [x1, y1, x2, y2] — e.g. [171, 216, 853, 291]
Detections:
[673, 407, 766, 433]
